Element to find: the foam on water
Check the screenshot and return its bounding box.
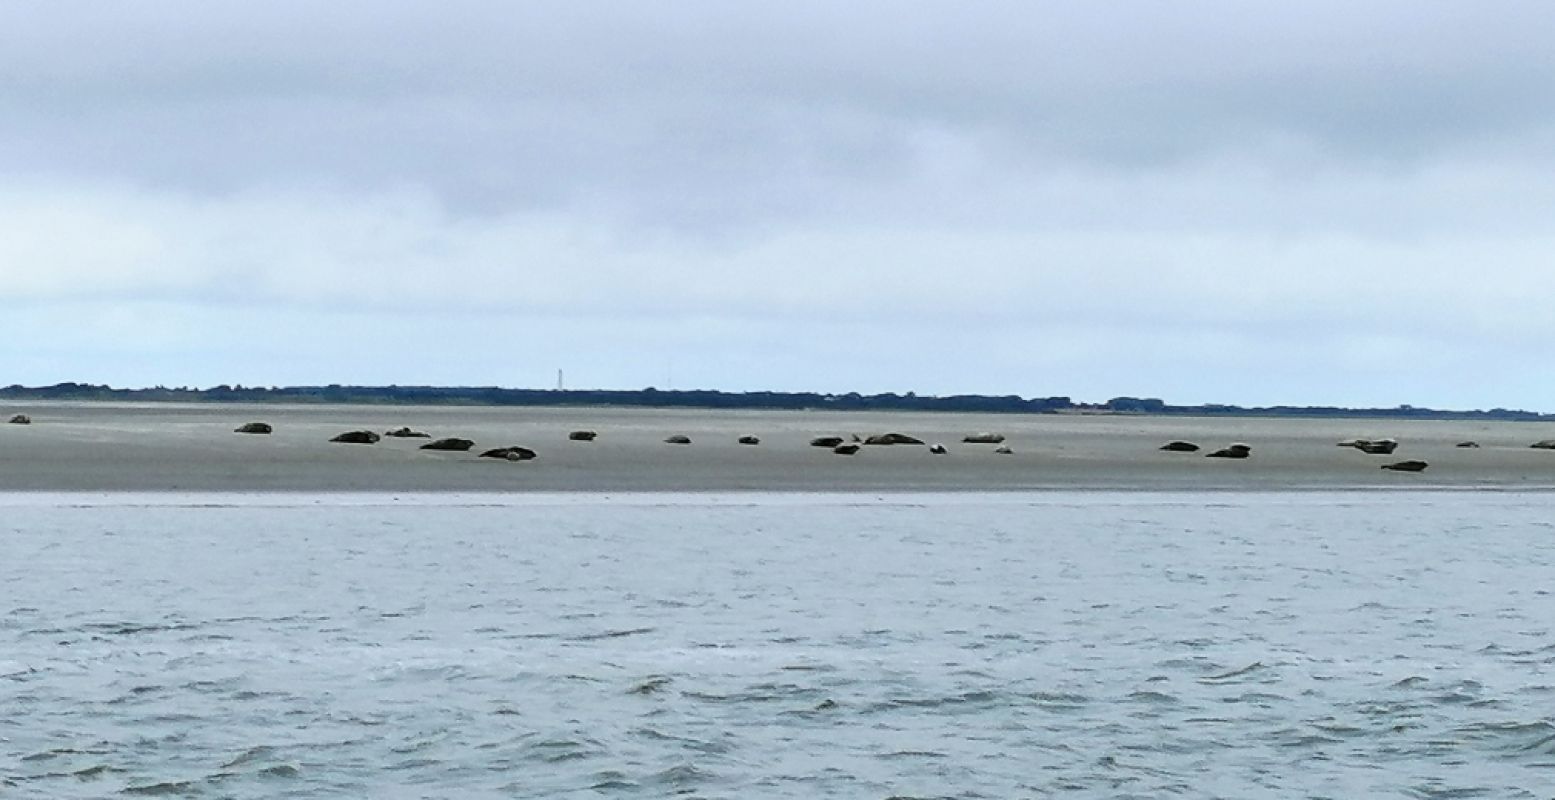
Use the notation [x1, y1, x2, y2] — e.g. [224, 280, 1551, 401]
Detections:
[3, 491, 1553, 798]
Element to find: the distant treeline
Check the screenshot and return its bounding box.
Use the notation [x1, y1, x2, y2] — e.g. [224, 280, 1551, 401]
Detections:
[2, 383, 1551, 420]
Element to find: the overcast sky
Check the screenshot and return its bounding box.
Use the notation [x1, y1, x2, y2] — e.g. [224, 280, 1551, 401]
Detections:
[4, 2, 1554, 408]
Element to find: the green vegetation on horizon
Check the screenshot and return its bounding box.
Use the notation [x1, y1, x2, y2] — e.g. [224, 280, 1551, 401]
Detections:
[2, 382, 1549, 421]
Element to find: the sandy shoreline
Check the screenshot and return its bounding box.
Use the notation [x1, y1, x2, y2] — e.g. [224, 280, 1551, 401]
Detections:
[4, 401, 1555, 492]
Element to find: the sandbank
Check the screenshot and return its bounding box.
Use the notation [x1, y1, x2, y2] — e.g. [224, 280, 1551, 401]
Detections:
[2, 402, 1555, 492]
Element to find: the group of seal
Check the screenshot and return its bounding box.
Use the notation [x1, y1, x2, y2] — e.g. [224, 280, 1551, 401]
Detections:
[1162, 436, 1430, 472]
[236, 423, 1012, 456]
[792, 432, 1013, 456]
[15, 414, 1547, 478]
[1338, 437, 1420, 471]
[1161, 440, 1253, 458]
[231, 422, 541, 464]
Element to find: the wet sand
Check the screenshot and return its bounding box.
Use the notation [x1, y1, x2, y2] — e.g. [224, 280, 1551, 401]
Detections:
[3, 401, 1555, 492]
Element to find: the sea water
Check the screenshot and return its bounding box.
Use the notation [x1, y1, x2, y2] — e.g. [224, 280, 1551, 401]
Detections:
[2, 492, 1553, 798]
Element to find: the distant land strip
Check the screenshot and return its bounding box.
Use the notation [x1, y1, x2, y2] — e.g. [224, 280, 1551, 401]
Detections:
[2, 382, 1551, 421]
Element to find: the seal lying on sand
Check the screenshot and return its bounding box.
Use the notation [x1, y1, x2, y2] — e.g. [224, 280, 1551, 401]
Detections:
[865, 433, 925, 446]
[385, 426, 431, 438]
[480, 446, 537, 461]
[234, 422, 272, 434]
[330, 430, 380, 444]
[1381, 460, 1428, 472]
[1531, 440, 1555, 450]
[1206, 443, 1252, 459]
[832, 443, 861, 455]
[420, 438, 475, 452]
[810, 436, 845, 448]
[1160, 441, 1199, 452]
[7, 414, 30, 425]
[569, 430, 597, 441]
[962, 433, 1005, 444]
[738, 435, 760, 445]
[1339, 438, 1398, 454]
[664, 435, 692, 445]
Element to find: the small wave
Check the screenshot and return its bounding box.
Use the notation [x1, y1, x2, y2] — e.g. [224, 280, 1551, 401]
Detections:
[72, 764, 123, 779]
[1275, 731, 1343, 748]
[589, 770, 638, 791]
[387, 757, 441, 771]
[1453, 720, 1555, 754]
[229, 690, 291, 702]
[106, 686, 167, 705]
[1198, 661, 1267, 683]
[121, 780, 198, 796]
[628, 675, 672, 694]
[522, 737, 603, 764]
[1311, 722, 1367, 738]
[220, 746, 278, 769]
[875, 749, 947, 759]
[370, 663, 473, 682]
[646, 763, 714, 789]
[22, 746, 111, 762]
[873, 689, 999, 712]
[1157, 656, 1218, 677]
[779, 663, 835, 672]
[1126, 690, 1178, 704]
[1224, 691, 1290, 705]
[2, 665, 39, 681]
[633, 726, 731, 754]
[83, 621, 198, 636]
[684, 685, 808, 704]
[1024, 691, 1090, 711]
[1404, 783, 1498, 799]
[573, 626, 655, 641]
[1431, 680, 1487, 705]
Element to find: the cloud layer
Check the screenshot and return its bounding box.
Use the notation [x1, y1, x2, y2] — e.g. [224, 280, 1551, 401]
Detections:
[4, 2, 1554, 407]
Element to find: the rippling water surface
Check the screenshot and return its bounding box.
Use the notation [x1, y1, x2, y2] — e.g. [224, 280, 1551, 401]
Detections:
[3, 491, 1554, 798]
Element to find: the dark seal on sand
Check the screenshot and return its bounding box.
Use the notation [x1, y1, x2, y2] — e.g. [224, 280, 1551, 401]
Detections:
[234, 422, 272, 434]
[664, 435, 692, 445]
[1456, 441, 1481, 448]
[330, 430, 380, 444]
[1381, 460, 1429, 472]
[480, 446, 537, 461]
[737, 435, 760, 445]
[1160, 441, 1199, 452]
[832, 443, 861, 455]
[7, 414, 30, 425]
[1531, 440, 1555, 450]
[385, 426, 431, 438]
[1206, 443, 1252, 459]
[962, 432, 1005, 444]
[569, 430, 598, 442]
[420, 438, 475, 452]
[810, 436, 845, 448]
[929, 444, 948, 454]
[864, 433, 925, 446]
